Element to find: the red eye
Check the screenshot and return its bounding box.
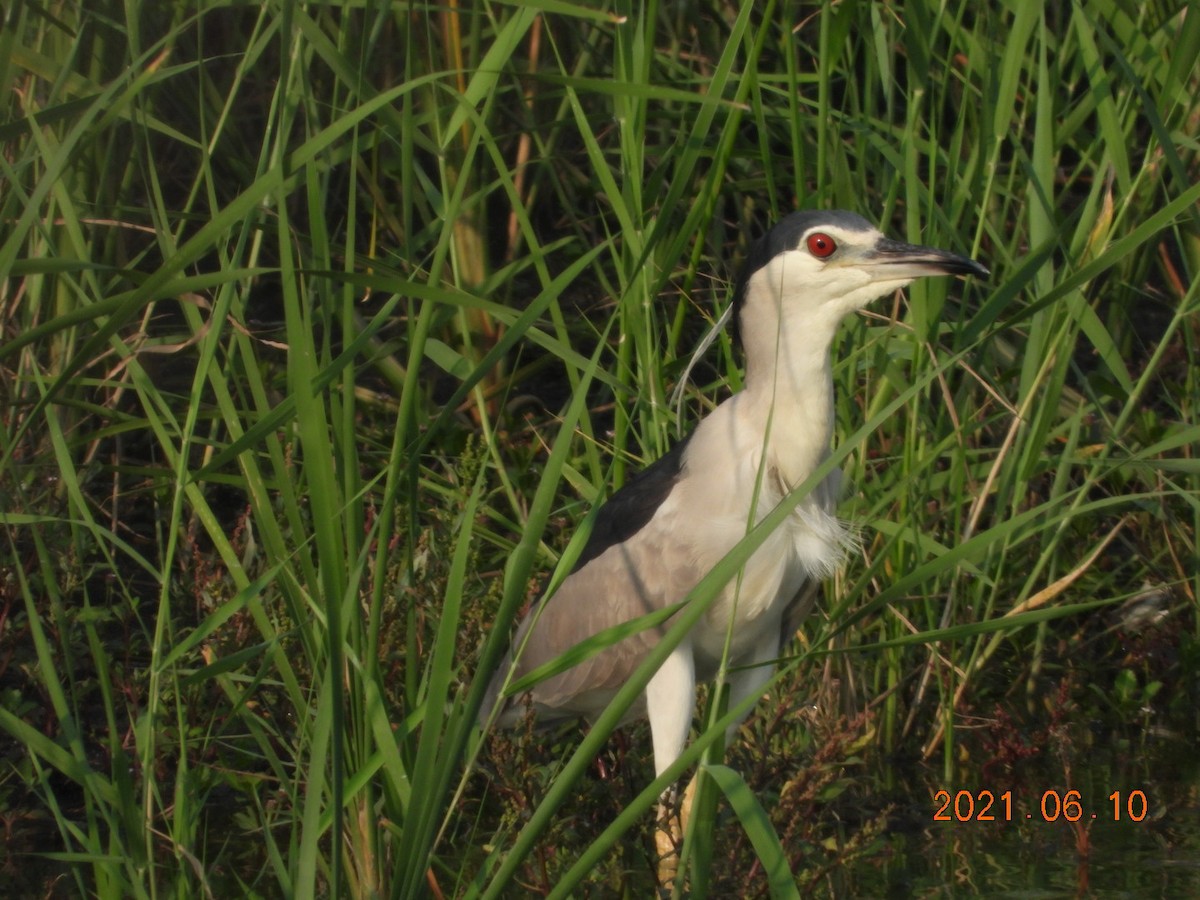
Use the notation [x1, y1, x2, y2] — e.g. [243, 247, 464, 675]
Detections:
[806, 232, 837, 258]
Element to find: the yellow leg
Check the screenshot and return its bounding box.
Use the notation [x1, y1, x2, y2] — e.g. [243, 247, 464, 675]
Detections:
[654, 774, 697, 892]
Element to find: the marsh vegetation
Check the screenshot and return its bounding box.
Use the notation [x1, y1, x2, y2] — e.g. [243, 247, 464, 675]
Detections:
[1, 1, 1198, 895]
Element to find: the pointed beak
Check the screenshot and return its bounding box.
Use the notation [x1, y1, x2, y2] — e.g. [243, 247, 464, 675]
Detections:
[864, 237, 989, 280]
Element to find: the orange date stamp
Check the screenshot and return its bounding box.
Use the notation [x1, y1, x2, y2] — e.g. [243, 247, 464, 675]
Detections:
[933, 789, 1149, 823]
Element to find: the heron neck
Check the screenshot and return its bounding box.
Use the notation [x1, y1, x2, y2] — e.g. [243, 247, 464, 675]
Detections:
[740, 314, 840, 491]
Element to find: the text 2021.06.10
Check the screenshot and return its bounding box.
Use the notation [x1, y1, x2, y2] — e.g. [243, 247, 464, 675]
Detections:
[933, 789, 1149, 823]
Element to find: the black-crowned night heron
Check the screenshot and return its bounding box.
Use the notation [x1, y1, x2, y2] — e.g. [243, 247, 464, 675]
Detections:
[483, 209, 987, 874]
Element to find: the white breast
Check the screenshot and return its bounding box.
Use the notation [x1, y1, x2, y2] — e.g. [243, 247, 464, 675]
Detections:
[666, 394, 852, 668]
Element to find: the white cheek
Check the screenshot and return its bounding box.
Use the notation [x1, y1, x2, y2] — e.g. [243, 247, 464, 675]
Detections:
[773, 262, 871, 332]
[771, 254, 873, 303]
[816, 265, 871, 298]
[763, 253, 821, 295]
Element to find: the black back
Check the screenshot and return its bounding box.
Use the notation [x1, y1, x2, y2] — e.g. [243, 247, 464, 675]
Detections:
[569, 432, 693, 573]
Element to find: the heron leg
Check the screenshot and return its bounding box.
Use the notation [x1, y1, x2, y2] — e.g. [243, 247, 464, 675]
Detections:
[722, 627, 782, 744]
[646, 640, 695, 778]
[646, 640, 695, 891]
[654, 773, 698, 895]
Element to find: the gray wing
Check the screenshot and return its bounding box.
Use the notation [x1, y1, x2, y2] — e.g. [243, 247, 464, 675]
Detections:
[485, 437, 698, 725]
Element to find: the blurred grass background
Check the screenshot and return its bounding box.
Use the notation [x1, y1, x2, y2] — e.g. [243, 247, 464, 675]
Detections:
[1, 0, 1198, 896]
